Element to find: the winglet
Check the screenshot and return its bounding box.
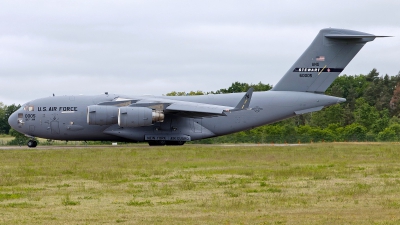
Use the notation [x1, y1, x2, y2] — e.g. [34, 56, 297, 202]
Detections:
[234, 88, 254, 110]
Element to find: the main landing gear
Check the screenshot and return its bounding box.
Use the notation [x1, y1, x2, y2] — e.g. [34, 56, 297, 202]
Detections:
[148, 141, 185, 146]
[27, 140, 38, 148]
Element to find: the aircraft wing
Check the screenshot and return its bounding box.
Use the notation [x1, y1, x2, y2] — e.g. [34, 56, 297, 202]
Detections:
[95, 88, 254, 117]
[128, 98, 234, 117]
[135, 88, 254, 117]
[165, 101, 232, 116]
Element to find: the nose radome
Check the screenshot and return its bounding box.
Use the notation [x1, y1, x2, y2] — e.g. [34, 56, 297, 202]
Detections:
[8, 111, 18, 130]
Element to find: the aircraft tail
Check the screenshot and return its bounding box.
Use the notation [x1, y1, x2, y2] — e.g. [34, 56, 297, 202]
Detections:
[271, 28, 389, 93]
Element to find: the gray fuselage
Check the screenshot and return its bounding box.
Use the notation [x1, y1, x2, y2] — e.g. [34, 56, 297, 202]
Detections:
[8, 91, 343, 142]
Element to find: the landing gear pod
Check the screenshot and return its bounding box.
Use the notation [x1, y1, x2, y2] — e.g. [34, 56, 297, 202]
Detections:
[87, 105, 119, 125]
[118, 107, 164, 127]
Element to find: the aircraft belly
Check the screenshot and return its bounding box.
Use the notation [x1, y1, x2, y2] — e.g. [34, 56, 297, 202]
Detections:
[102, 116, 216, 141]
[206, 108, 294, 135]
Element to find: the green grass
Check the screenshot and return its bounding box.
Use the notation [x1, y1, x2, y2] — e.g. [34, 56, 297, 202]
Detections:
[61, 194, 80, 206]
[0, 135, 13, 145]
[1, 143, 400, 224]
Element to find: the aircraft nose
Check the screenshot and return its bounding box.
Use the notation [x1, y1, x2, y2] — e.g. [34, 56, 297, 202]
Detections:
[8, 111, 18, 130]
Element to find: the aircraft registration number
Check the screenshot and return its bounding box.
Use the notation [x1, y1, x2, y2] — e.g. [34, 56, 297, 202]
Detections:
[145, 135, 191, 141]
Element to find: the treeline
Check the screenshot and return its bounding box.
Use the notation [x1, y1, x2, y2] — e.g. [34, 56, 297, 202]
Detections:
[0, 103, 20, 135]
[166, 81, 273, 96]
[168, 69, 400, 143]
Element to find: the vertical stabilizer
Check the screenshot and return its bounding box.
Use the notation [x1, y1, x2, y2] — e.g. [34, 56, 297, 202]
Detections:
[271, 28, 387, 93]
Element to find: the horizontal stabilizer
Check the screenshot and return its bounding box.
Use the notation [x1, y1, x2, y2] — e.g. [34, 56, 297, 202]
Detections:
[294, 106, 324, 115]
[325, 34, 391, 39]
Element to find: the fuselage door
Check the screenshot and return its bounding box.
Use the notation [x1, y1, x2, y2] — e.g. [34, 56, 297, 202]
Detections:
[50, 114, 60, 134]
[29, 125, 35, 134]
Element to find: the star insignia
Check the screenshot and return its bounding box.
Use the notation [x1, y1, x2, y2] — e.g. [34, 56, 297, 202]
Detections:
[252, 106, 263, 113]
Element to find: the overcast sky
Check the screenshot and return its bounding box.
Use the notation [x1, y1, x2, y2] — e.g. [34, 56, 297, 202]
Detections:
[1, 0, 399, 105]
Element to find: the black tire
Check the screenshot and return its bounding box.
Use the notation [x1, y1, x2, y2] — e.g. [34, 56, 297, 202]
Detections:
[176, 141, 185, 145]
[27, 140, 35, 148]
[148, 141, 166, 146]
[148, 141, 158, 146]
[33, 141, 37, 147]
[166, 141, 186, 146]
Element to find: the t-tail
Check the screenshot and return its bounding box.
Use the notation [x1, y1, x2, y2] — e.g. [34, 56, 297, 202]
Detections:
[272, 28, 389, 93]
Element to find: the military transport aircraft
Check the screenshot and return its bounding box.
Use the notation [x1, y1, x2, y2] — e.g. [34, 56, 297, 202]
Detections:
[8, 28, 388, 147]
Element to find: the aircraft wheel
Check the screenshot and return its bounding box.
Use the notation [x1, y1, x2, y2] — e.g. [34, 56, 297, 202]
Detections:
[148, 141, 166, 146]
[148, 141, 158, 146]
[166, 141, 186, 146]
[27, 140, 37, 148]
[176, 141, 185, 145]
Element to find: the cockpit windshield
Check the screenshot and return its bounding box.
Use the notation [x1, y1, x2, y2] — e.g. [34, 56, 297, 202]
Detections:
[23, 105, 34, 111]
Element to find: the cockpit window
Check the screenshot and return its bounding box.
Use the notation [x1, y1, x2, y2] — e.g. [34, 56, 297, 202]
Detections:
[23, 105, 34, 111]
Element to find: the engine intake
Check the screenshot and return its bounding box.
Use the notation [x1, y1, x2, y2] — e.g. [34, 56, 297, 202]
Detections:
[118, 107, 164, 127]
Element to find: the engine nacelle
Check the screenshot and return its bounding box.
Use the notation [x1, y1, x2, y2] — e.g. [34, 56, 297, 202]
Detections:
[87, 105, 119, 125]
[118, 107, 164, 127]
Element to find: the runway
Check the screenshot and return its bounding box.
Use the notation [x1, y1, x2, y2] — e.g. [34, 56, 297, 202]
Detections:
[0, 143, 304, 150]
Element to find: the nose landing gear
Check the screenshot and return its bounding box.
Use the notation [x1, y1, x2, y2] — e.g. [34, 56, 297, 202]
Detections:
[27, 140, 37, 148]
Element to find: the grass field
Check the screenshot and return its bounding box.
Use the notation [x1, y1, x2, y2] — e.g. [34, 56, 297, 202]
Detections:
[1, 143, 400, 224]
[0, 135, 13, 145]
[0, 135, 98, 146]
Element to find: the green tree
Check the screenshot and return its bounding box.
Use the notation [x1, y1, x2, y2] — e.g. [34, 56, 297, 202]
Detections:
[371, 109, 390, 133]
[0, 102, 5, 134]
[0, 103, 20, 134]
[214, 81, 272, 94]
[377, 124, 400, 141]
[165, 91, 187, 96]
[342, 123, 367, 141]
[377, 127, 397, 141]
[187, 91, 205, 96]
[309, 104, 344, 128]
[353, 98, 380, 132]
[165, 90, 205, 96]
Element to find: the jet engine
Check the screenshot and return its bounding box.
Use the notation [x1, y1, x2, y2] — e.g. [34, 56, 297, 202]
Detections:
[118, 107, 164, 127]
[87, 105, 119, 125]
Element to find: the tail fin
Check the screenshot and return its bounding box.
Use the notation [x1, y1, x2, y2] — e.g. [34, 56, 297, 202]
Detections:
[271, 28, 389, 93]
